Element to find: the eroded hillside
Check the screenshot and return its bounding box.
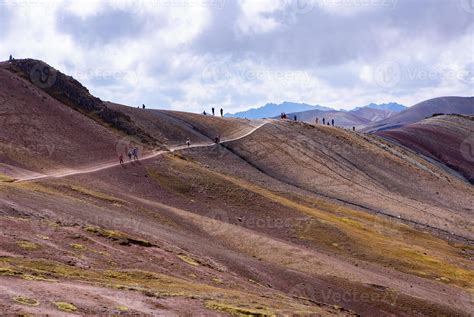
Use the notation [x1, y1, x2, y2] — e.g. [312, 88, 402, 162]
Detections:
[0, 60, 472, 316]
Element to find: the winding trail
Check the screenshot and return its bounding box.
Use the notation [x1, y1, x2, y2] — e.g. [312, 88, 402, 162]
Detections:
[13, 120, 268, 183]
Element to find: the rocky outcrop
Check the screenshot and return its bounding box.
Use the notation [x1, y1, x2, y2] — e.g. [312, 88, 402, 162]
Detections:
[9, 59, 158, 146]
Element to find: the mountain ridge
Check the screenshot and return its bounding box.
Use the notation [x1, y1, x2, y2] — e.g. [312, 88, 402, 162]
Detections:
[227, 101, 406, 120]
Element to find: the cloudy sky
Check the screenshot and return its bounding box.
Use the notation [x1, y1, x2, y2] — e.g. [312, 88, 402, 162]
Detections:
[0, 0, 473, 112]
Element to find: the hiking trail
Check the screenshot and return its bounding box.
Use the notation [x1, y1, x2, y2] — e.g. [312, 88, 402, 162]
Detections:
[13, 120, 268, 183]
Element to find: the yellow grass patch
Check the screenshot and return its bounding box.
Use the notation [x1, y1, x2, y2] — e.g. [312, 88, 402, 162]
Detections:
[54, 301, 77, 312]
[13, 296, 39, 306]
[177, 254, 199, 266]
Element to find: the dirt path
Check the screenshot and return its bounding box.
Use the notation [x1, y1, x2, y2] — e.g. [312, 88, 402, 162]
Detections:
[13, 121, 268, 183]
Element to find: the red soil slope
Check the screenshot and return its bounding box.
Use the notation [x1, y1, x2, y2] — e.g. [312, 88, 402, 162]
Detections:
[0, 60, 472, 316]
[377, 114, 474, 183]
[0, 63, 122, 174]
[364, 96, 474, 133]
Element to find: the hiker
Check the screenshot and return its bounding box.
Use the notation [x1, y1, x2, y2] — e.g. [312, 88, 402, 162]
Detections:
[327, 122, 330, 126]
[8, 55, 13, 62]
[212, 107, 215, 116]
[128, 150, 133, 160]
[203, 110, 207, 115]
[294, 115, 297, 121]
[331, 119, 334, 126]
[220, 108, 223, 117]
[133, 148, 139, 160]
[214, 135, 220, 144]
[353, 126, 356, 131]
[186, 138, 191, 147]
[119, 153, 124, 165]
[322, 118, 325, 125]
[315, 118, 319, 124]
[142, 104, 146, 109]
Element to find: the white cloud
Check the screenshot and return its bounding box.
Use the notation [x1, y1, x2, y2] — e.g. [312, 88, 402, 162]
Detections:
[0, 0, 472, 113]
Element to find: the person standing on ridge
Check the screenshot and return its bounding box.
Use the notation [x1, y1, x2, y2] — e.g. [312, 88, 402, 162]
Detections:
[331, 119, 334, 126]
[322, 118, 325, 125]
[8, 55, 13, 62]
[133, 148, 139, 160]
[220, 108, 224, 117]
[294, 115, 297, 121]
[142, 104, 146, 109]
[212, 107, 215, 116]
[353, 126, 356, 131]
[119, 153, 124, 166]
[186, 138, 191, 147]
[315, 118, 319, 124]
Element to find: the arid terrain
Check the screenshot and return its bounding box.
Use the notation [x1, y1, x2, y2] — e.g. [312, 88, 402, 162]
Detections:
[377, 114, 474, 184]
[0, 60, 473, 316]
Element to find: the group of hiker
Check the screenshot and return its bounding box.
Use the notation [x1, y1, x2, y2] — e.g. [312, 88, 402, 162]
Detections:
[119, 147, 140, 166]
[280, 113, 336, 127]
[315, 118, 335, 126]
[203, 107, 224, 117]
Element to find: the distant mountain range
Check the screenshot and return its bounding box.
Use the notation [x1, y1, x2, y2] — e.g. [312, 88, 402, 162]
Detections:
[354, 102, 407, 112]
[227, 101, 406, 119]
[226, 102, 333, 119]
[362, 96, 474, 133]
